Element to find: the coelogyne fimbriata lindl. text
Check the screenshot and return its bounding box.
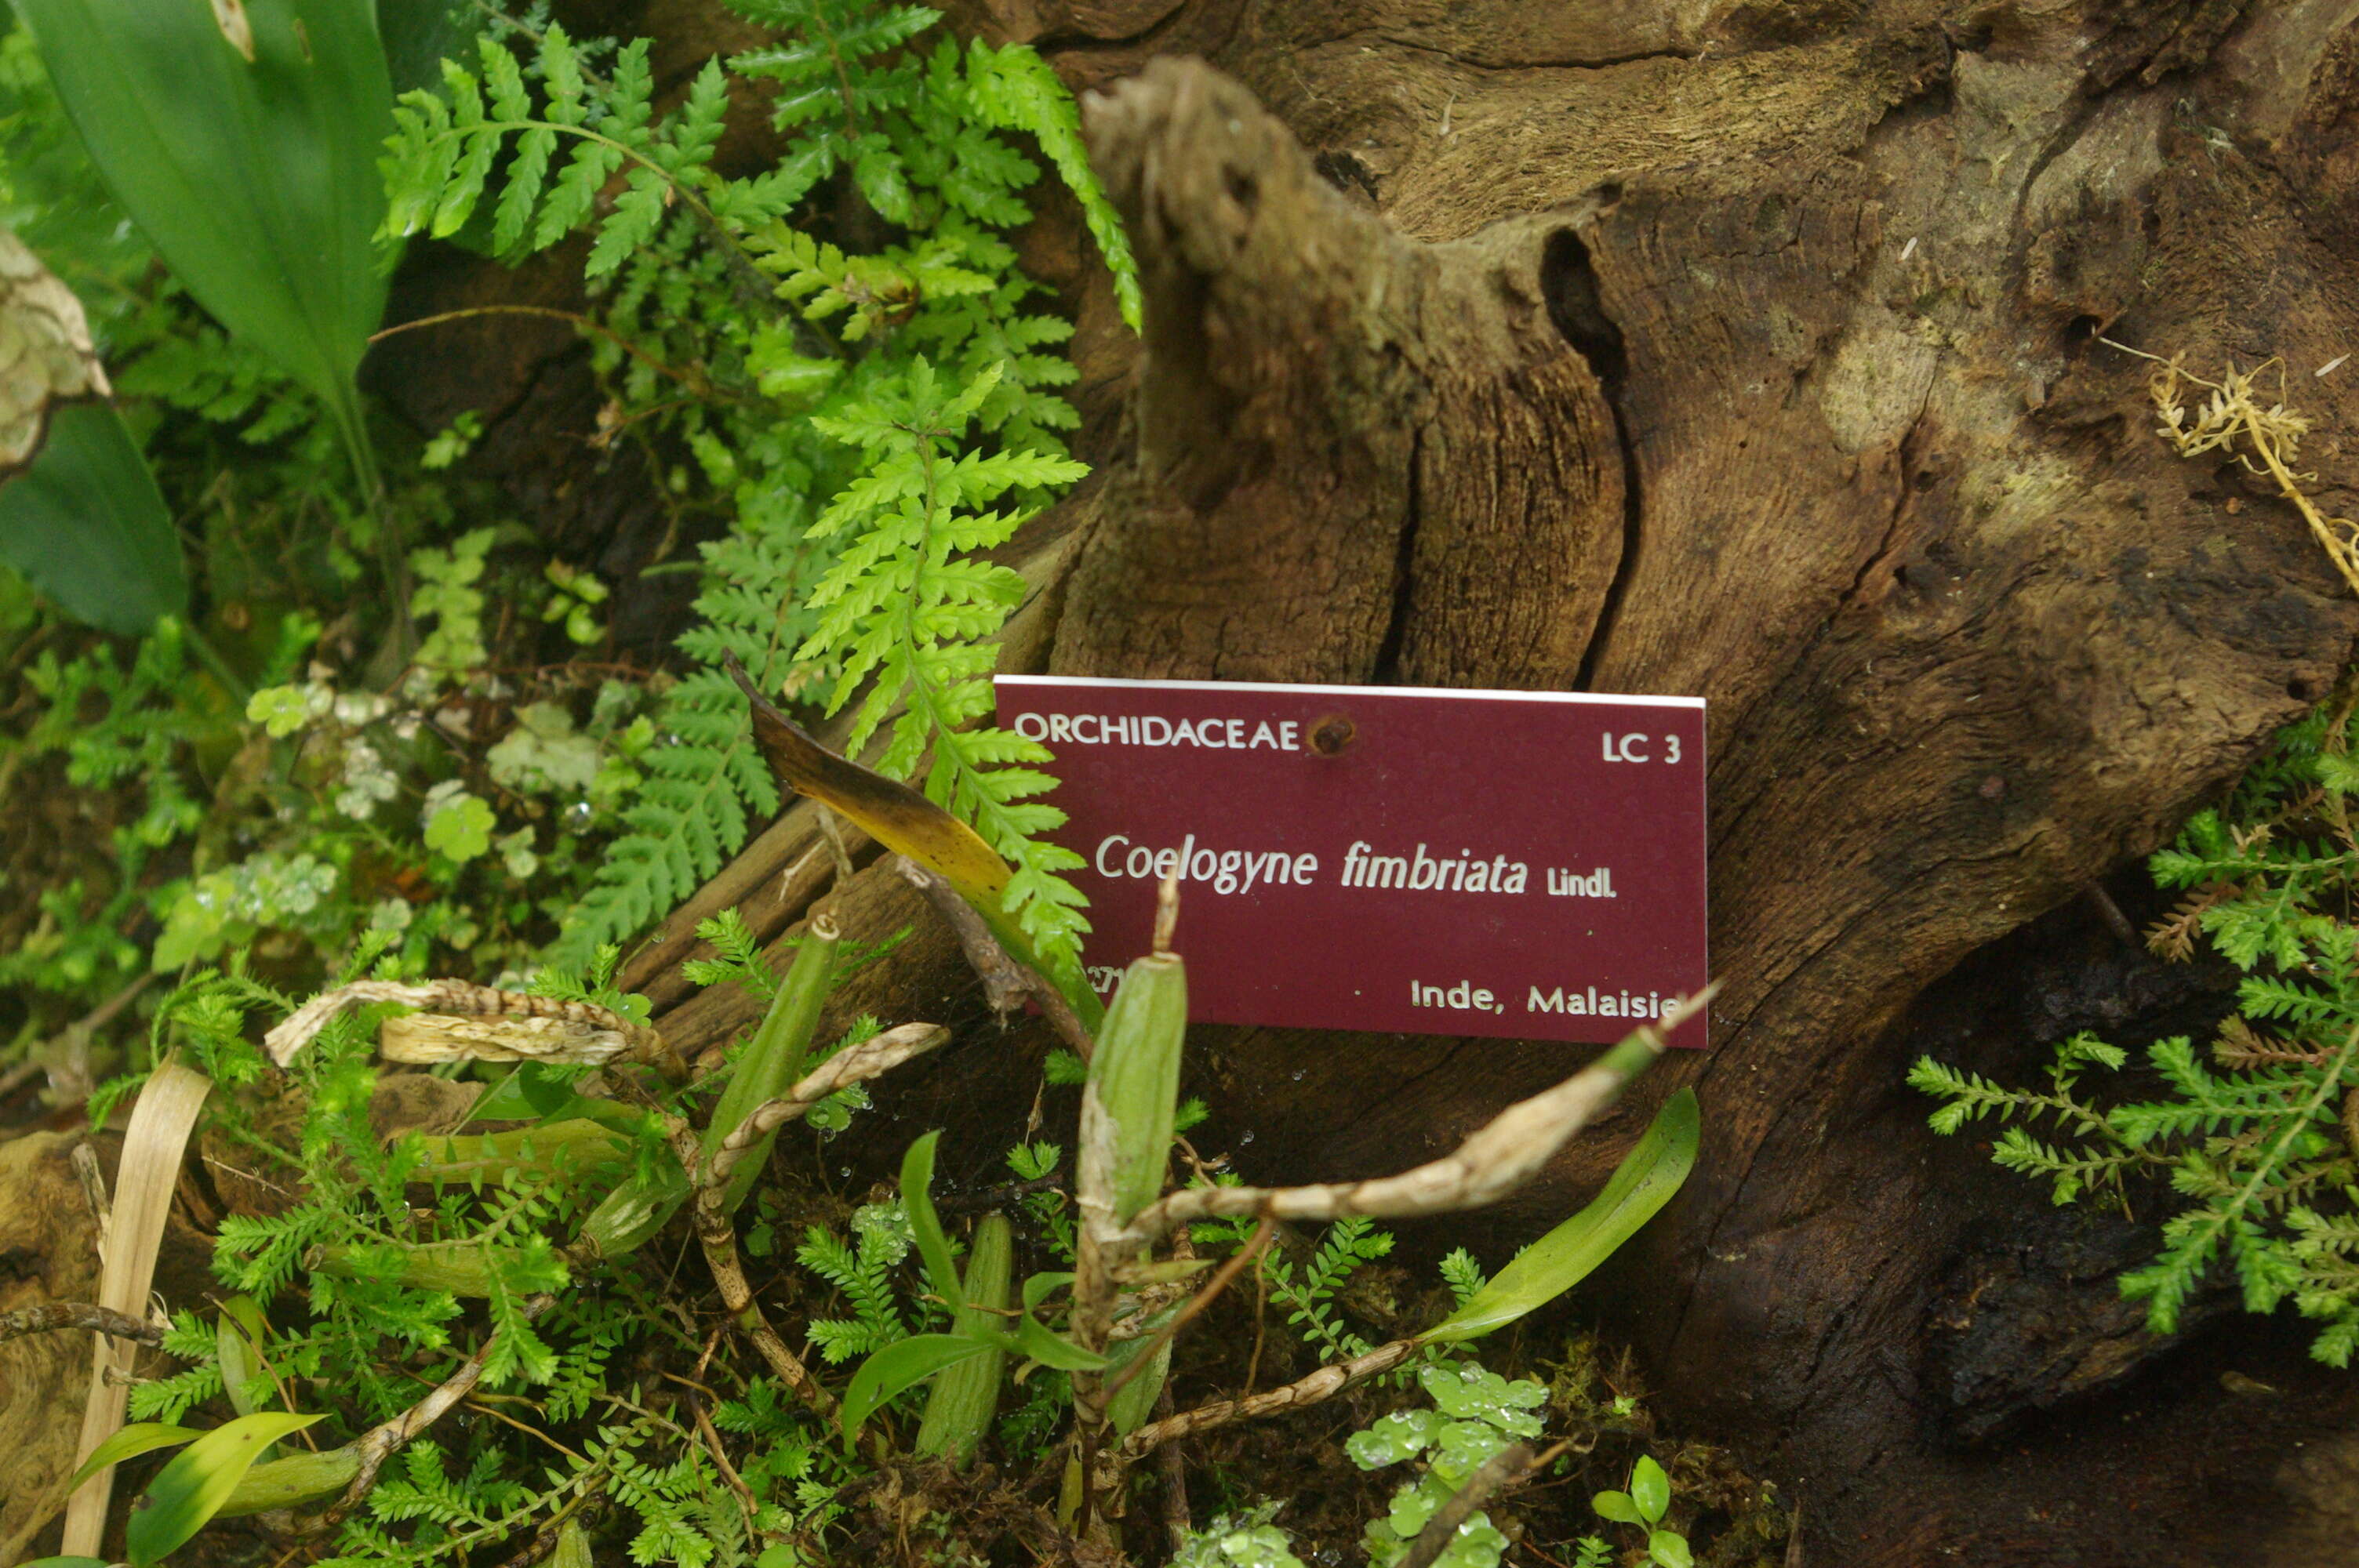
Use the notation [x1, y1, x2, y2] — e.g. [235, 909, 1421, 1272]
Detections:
[997, 675, 1711, 1048]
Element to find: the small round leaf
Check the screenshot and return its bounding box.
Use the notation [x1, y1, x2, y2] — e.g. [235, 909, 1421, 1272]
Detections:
[1630, 1454, 1670, 1524]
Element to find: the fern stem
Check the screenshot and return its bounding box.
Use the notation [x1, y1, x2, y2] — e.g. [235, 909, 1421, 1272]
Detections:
[2202, 1021, 2359, 1269]
[370, 305, 717, 394]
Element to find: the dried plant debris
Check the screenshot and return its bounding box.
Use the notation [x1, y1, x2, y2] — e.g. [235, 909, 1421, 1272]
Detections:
[2110, 339, 2359, 597]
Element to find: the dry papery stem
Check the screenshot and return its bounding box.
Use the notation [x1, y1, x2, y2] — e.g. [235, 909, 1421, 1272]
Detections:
[672, 1020, 952, 1430]
[62, 1058, 211, 1556]
[668, 1099, 841, 1424]
[1114, 990, 1710, 1249]
[2104, 338, 2359, 597]
[264, 979, 688, 1081]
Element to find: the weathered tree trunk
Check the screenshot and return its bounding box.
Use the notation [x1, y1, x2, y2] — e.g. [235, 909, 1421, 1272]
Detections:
[396, 0, 2359, 1559]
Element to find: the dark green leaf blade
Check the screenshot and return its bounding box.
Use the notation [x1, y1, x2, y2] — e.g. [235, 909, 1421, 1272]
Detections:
[898, 1130, 964, 1312]
[0, 402, 184, 634]
[1012, 1312, 1107, 1372]
[64, 1422, 202, 1492]
[840, 1333, 996, 1443]
[14, 0, 393, 449]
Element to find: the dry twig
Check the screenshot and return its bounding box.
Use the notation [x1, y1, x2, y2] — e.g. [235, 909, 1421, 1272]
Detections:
[1100, 1338, 1419, 1482]
[311, 1295, 559, 1529]
[0, 1301, 162, 1346]
[264, 979, 686, 1080]
[667, 1112, 840, 1421]
[700, 1022, 950, 1194]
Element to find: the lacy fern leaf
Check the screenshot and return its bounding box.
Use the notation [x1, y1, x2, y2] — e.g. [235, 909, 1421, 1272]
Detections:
[798, 358, 1090, 959]
[386, 1, 1136, 968]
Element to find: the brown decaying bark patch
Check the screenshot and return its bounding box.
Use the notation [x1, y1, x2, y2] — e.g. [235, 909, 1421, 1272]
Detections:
[572, 0, 2359, 1559]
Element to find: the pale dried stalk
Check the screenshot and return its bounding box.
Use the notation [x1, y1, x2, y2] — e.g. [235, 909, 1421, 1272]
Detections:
[700, 1022, 949, 1194]
[64, 1060, 212, 1555]
[2107, 339, 2359, 597]
[1099, 1338, 1419, 1482]
[264, 979, 685, 1080]
[662, 1117, 838, 1421]
[1116, 991, 1710, 1247]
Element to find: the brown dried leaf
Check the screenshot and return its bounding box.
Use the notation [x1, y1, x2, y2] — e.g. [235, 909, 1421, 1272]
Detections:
[724, 652, 1010, 902]
[0, 230, 108, 476]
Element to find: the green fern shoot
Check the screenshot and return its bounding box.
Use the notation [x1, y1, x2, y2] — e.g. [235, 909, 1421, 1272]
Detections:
[380, 3, 1137, 969]
[1914, 688, 2359, 1363]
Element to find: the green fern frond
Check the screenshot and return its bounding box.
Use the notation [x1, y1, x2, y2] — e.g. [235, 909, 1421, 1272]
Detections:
[796, 1218, 908, 1362]
[961, 40, 1141, 329]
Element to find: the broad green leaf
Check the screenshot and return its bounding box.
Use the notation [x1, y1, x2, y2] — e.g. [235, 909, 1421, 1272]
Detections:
[1629, 1454, 1670, 1524]
[839, 1333, 996, 1443]
[1012, 1312, 1107, 1372]
[1649, 1531, 1694, 1568]
[465, 1063, 638, 1130]
[1021, 1271, 1074, 1311]
[15, 0, 393, 463]
[126, 1411, 323, 1566]
[66, 1421, 201, 1490]
[899, 1130, 964, 1313]
[0, 403, 184, 635]
[1592, 1490, 1643, 1526]
[216, 1308, 262, 1417]
[21, 1558, 111, 1567]
[1424, 1088, 1699, 1345]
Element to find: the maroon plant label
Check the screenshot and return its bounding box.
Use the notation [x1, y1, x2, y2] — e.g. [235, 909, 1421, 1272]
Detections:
[994, 676, 1710, 1048]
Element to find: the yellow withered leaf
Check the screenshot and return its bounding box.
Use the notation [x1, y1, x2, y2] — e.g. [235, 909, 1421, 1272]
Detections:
[725, 653, 1011, 900]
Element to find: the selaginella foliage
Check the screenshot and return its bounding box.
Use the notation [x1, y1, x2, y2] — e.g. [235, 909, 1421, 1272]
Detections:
[1914, 688, 2359, 1363]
